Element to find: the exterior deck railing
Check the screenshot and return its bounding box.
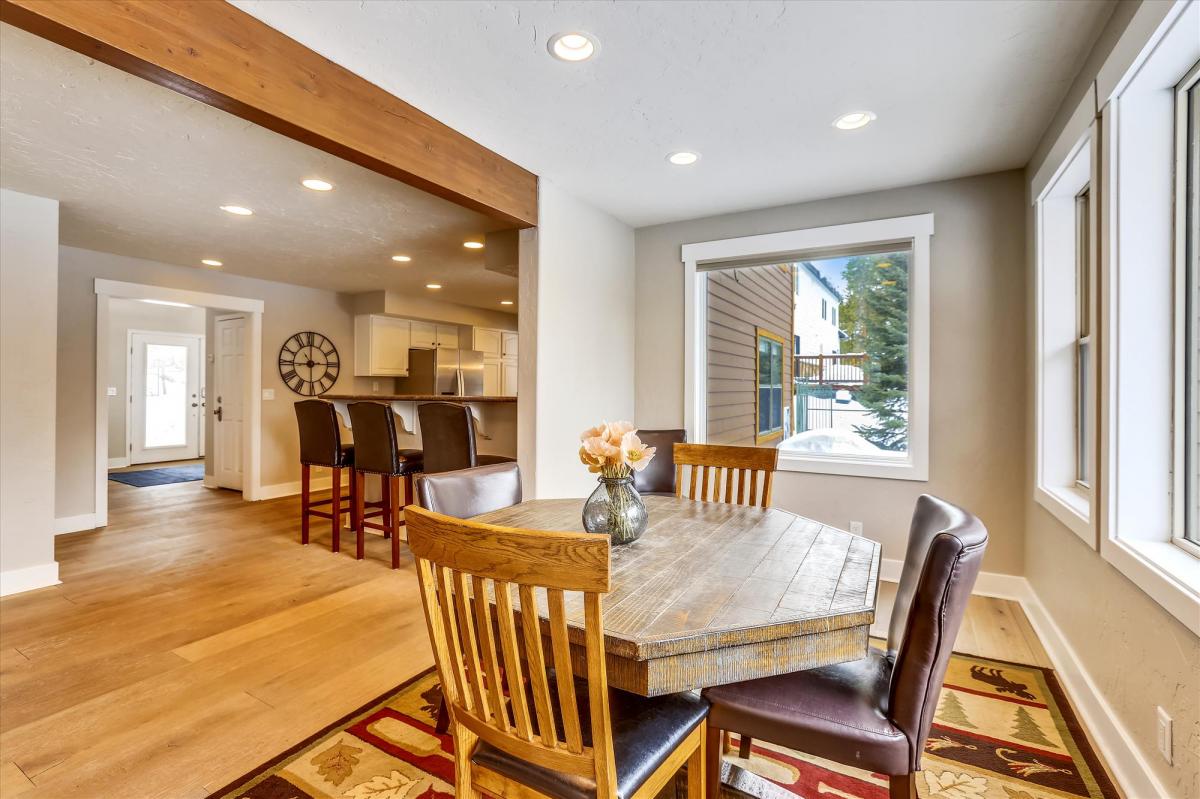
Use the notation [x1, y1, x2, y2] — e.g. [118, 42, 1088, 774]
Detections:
[794, 352, 868, 386]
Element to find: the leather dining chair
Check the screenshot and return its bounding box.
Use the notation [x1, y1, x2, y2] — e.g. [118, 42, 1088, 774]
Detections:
[293, 399, 356, 551]
[414, 460, 524, 735]
[631, 429, 686, 496]
[417, 402, 514, 474]
[702, 495, 988, 799]
[406, 504, 710, 799]
[345, 401, 424, 568]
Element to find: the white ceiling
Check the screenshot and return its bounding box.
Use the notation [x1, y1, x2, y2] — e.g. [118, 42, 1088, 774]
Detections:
[231, 0, 1114, 228]
[0, 24, 518, 311]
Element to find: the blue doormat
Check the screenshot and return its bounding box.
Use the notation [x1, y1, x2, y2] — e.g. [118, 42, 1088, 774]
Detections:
[109, 463, 205, 487]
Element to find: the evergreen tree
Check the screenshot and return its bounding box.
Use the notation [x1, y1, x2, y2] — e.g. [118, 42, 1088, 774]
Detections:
[1010, 706, 1055, 747]
[936, 690, 976, 729]
[839, 252, 909, 450]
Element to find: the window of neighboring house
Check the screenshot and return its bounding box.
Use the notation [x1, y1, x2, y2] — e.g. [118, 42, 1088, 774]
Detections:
[756, 328, 785, 442]
[684, 213, 932, 481]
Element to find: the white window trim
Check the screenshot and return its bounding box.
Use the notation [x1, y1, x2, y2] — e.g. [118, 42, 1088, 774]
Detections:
[1097, 0, 1200, 635]
[1034, 128, 1097, 547]
[682, 213, 932, 481]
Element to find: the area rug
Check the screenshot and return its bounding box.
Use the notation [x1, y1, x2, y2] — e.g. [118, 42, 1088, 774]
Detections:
[108, 463, 204, 487]
[209, 653, 1119, 799]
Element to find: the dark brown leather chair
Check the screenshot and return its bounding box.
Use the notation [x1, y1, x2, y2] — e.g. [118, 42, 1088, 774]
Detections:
[417, 402, 515, 474]
[414, 461, 522, 519]
[294, 400, 356, 551]
[631, 429, 686, 496]
[702, 495, 988, 799]
[346, 402, 424, 569]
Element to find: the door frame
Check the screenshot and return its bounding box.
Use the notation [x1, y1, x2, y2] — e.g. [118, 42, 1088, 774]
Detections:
[94, 279, 263, 528]
[125, 329, 205, 465]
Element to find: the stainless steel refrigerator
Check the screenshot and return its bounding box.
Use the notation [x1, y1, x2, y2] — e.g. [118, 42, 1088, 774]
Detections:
[396, 348, 485, 396]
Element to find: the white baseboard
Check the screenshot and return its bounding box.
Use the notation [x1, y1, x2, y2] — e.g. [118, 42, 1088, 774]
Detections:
[880, 558, 1031, 602]
[0, 562, 60, 597]
[257, 475, 350, 501]
[54, 513, 100, 535]
[107, 457, 130, 469]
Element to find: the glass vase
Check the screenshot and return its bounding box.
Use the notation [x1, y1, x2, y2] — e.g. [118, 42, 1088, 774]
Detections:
[581, 475, 648, 546]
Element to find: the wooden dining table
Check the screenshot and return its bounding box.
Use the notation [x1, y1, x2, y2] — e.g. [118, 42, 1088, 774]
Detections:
[471, 494, 881, 698]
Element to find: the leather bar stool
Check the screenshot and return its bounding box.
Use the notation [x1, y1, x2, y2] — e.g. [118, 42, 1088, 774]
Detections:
[346, 401, 424, 568]
[417, 401, 515, 474]
[293, 400, 356, 552]
[632, 428, 687, 496]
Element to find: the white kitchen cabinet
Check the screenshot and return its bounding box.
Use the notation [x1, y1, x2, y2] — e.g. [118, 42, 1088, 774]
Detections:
[436, 324, 460, 349]
[482, 360, 502, 396]
[411, 321, 460, 349]
[354, 315, 410, 376]
[473, 327, 502, 358]
[501, 361, 518, 396]
[501, 331, 518, 359]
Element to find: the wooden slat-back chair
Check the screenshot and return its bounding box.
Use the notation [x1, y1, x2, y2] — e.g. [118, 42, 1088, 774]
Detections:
[406, 505, 706, 799]
[673, 443, 779, 508]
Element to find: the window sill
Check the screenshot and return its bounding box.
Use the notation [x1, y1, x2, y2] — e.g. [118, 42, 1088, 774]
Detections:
[1102, 536, 1200, 635]
[1035, 483, 1093, 544]
[777, 451, 928, 482]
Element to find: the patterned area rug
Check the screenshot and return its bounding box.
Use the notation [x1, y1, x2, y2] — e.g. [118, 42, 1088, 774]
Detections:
[209, 653, 1119, 799]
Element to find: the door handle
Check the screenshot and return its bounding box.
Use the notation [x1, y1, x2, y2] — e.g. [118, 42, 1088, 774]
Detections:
[215, 407, 223, 421]
[191, 403, 199, 408]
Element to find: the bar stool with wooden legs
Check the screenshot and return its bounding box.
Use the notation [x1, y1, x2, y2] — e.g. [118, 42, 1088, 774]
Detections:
[346, 401, 424, 568]
[293, 399, 357, 551]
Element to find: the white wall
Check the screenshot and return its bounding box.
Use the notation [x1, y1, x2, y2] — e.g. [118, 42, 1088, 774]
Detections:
[794, 264, 842, 355]
[107, 298, 206, 461]
[0, 189, 60, 596]
[533, 181, 636, 498]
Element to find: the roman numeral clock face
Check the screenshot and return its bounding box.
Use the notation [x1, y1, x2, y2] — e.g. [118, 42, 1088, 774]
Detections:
[278, 331, 340, 396]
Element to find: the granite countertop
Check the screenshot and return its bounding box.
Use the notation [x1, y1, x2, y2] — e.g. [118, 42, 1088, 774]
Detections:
[322, 394, 517, 403]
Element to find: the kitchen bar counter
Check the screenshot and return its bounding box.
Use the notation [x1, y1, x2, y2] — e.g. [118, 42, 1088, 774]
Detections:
[322, 393, 516, 403]
[322, 394, 517, 459]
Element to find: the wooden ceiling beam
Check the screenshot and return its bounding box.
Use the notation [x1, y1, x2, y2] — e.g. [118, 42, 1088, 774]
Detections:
[0, 0, 538, 227]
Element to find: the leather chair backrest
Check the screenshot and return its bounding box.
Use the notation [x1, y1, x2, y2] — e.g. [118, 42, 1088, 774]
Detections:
[418, 402, 477, 474]
[886, 494, 988, 770]
[632, 429, 686, 495]
[347, 401, 401, 475]
[414, 462, 522, 519]
[294, 400, 345, 467]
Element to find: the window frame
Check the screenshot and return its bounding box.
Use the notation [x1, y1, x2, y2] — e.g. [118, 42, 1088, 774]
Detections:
[754, 327, 786, 444]
[682, 213, 933, 482]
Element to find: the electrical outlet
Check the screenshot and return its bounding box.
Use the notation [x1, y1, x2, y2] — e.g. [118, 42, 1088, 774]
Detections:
[106, 386, 118, 397]
[372, 381, 380, 392]
[849, 521, 864, 535]
[1157, 707, 1173, 764]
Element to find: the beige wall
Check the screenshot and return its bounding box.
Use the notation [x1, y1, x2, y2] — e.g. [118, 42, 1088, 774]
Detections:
[634, 170, 1028, 574]
[0, 189, 60, 594]
[354, 290, 518, 331]
[106, 298, 206, 461]
[1023, 2, 1199, 796]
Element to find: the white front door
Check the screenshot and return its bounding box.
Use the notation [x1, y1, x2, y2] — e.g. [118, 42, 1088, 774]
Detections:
[130, 332, 202, 464]
[214, 315, 246, 490]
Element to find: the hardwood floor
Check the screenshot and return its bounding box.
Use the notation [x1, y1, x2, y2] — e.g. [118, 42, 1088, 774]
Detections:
[0, 480, 1051, 797]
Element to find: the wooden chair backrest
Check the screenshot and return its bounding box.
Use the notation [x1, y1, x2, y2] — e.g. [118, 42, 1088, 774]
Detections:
[673, 442, 779, 508]
[405, 505, 618, 793]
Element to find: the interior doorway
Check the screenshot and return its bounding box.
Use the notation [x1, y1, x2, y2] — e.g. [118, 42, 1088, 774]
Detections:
[128, 330, 204, 465]
[213, 315, 246, 490]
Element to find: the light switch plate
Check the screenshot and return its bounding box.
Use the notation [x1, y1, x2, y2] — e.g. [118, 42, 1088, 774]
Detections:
[1157, 706, 1173, 764]
[849, 521, 864, 535]
[262, 389, 275, 400]
[106, 386, 118, 397]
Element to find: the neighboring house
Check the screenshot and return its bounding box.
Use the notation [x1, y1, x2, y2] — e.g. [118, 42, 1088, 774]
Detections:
[793, 261, 842, 356]
[705, 263, 794, 447]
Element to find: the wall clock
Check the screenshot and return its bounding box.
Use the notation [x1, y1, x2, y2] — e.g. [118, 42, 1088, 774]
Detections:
[279, 331, 340, 396]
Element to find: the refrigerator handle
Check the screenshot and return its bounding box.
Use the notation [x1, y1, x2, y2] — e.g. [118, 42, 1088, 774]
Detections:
[457, 369, 464, 396]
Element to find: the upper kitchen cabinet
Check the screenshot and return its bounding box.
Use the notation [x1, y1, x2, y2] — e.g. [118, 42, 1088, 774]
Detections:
[472, 327, 502, 358]
[354, 315, 410, 376]
[411, 321, 460, 349]
[501, 331, 518, 359]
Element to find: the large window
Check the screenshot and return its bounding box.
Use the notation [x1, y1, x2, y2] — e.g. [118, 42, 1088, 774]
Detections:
[684, 214, 932, 481]
[1075, 187, 1093, 489]
[1178, 61, 1199, 551]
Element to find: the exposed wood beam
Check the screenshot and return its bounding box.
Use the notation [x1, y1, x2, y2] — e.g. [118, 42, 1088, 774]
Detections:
[0, 0, 538, 227]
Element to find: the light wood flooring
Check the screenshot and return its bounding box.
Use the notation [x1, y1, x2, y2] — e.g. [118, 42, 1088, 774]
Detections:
[0, 479, 1049, 797]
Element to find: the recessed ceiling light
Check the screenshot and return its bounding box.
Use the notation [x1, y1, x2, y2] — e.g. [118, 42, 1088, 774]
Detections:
[219, 205, 253, 216]
[548, 32, 597, 62]
[500, 300, 514, 306]
[201, 259, 223, 267]
[141, 299, 193, 308]
[463, 241, 485, 250]
[426, 283, 442, 289]
[667, 151, 700, 166]
[301, 178, 334, 191]
[391, 255, 412, 263]
[833, 111, 876, 130]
